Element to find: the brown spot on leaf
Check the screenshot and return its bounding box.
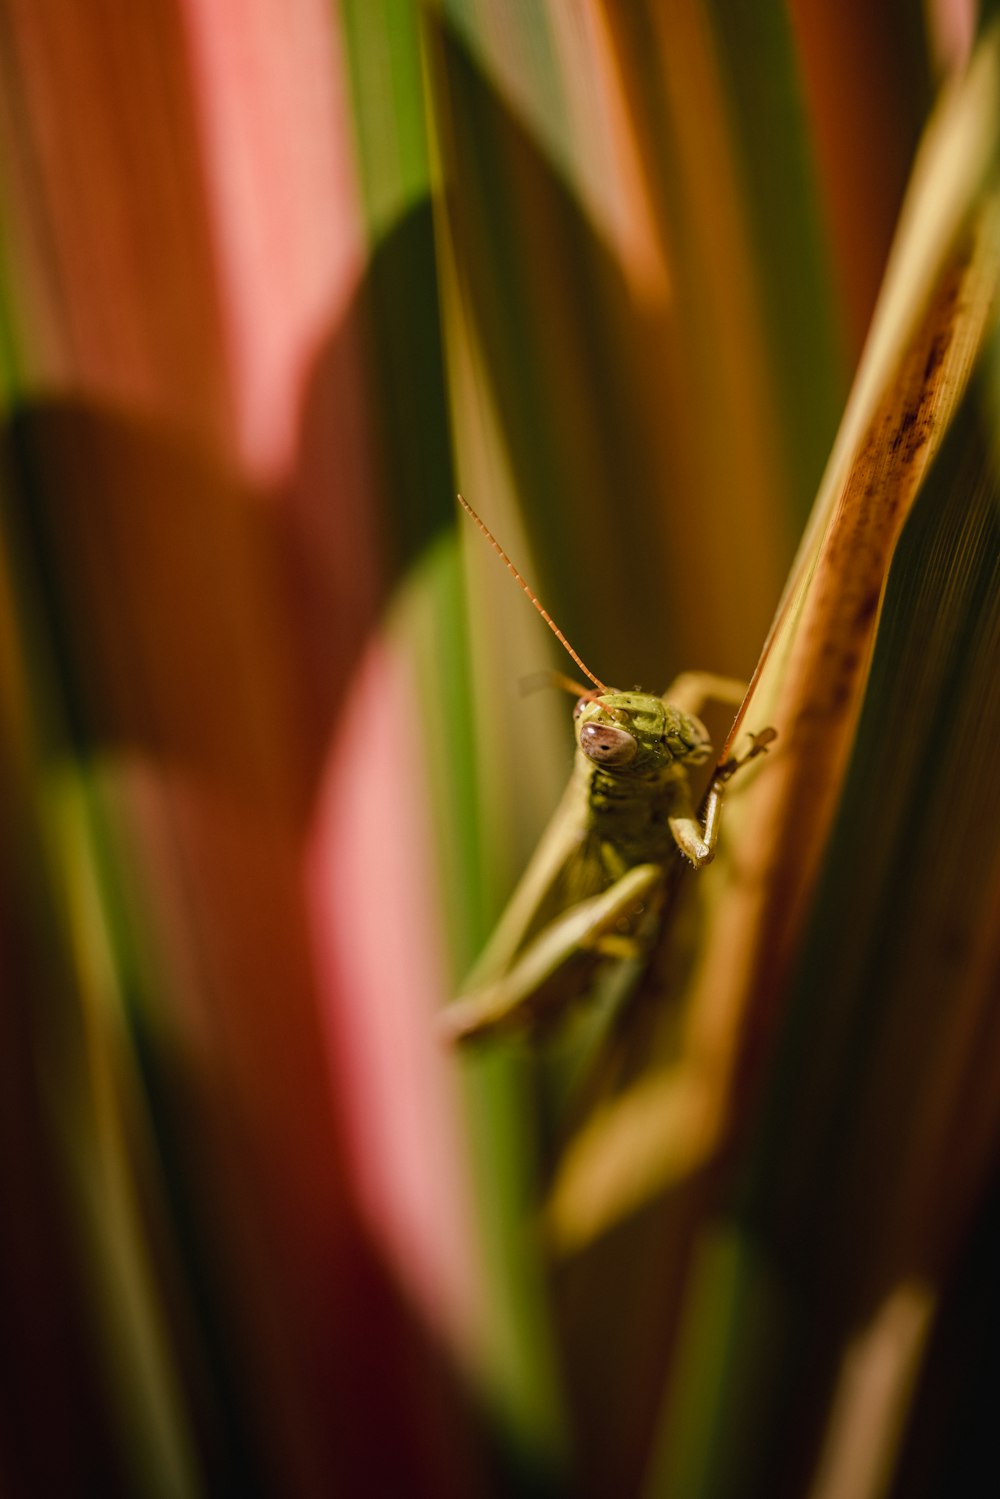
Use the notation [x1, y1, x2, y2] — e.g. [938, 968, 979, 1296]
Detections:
[854, 588, 881, 627]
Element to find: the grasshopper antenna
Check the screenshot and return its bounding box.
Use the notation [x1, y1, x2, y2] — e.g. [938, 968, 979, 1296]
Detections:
[457, 494, 610, 696]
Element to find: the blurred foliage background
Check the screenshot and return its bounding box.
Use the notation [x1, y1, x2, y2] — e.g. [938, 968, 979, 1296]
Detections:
[2, 2, 999, 1497]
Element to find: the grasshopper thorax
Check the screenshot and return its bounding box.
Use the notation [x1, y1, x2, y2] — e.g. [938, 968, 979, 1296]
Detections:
[575, 692, 712, 774]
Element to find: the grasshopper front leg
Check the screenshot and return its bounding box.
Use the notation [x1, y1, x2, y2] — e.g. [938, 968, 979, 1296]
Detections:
[669, 728, 777, 866]
[439, 863, 664, 1045]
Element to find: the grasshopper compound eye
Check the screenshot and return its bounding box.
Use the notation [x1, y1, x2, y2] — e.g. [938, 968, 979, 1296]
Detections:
[580, 722, 638, 767]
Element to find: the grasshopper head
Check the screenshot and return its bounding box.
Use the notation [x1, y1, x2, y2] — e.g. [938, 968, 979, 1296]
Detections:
[575, 692, 712, 772]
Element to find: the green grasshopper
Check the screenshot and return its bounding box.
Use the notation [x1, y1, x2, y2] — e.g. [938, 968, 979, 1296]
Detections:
[440, 496, 775, 1045]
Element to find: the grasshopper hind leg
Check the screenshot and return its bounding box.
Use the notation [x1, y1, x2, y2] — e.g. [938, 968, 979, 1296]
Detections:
[662, 671, 747, 718]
